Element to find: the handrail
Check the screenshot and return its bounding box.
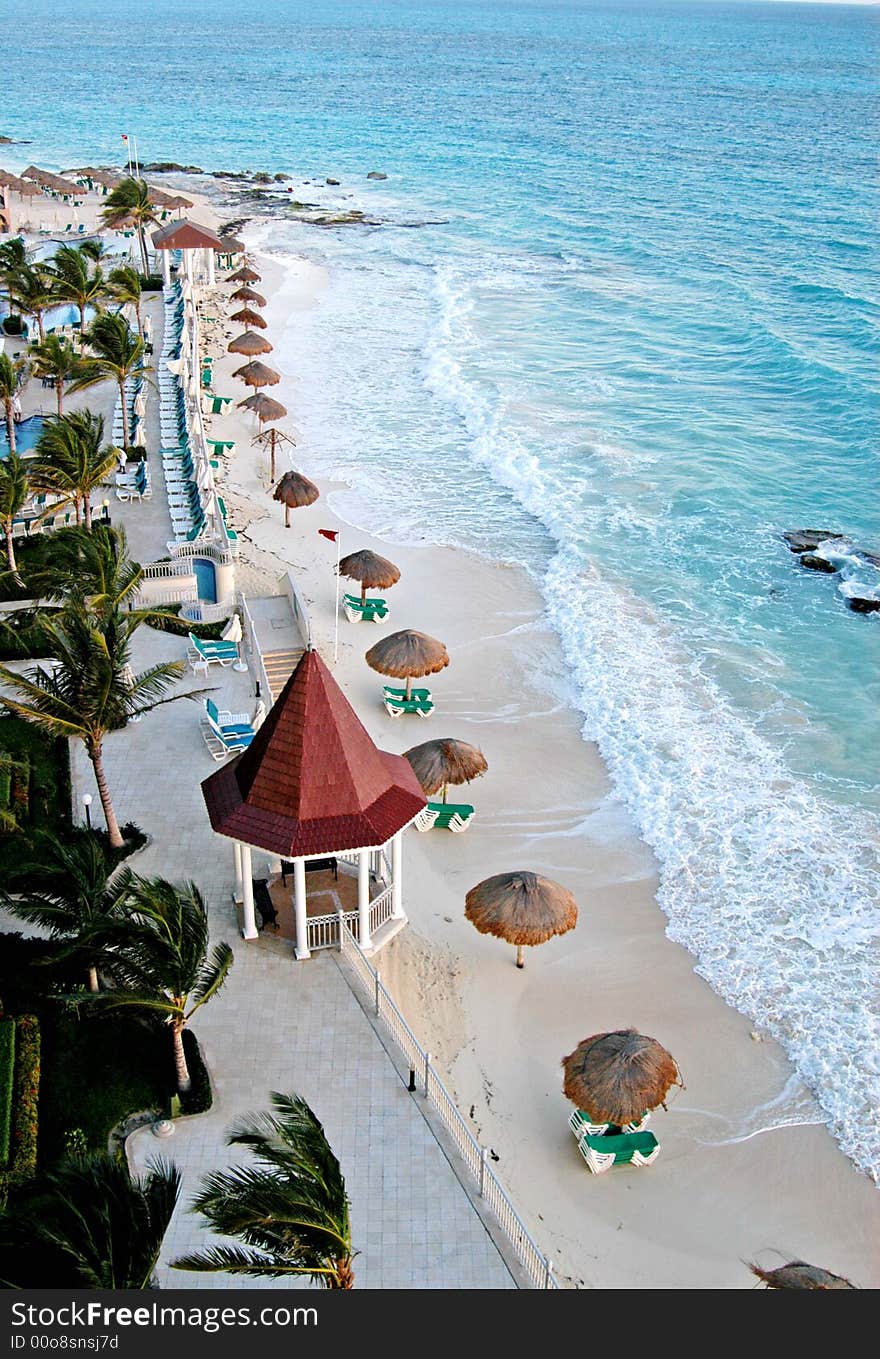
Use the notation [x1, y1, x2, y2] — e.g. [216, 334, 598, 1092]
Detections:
[337, 918, 558, 1290]
[240, 591, 271, 702]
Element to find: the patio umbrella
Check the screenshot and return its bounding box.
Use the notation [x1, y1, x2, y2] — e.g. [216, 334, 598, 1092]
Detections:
[365, 629, 449, 700]
[338, 548, 401, 605]
[561, 1029, 682, 1126]
[230, 307, 267, 329]
[228, 330, 273, 357]
[233, 360, 280, 389]
[229, 266, 261, 284]
[273, 470, 319, 527]
[749, 1261, 857, 1290]
[133, 390, 147, 419]
[466, 871, 577, 970]
[403, 738, 487, 802]
[230, 285, 266, 306]
[253, 424, 295, 480]
[239, 393, 287, 422]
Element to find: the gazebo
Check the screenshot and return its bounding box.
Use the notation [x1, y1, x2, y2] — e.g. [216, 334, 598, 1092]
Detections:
[151, 217, 229, 287]
[201, 648, 426, 957]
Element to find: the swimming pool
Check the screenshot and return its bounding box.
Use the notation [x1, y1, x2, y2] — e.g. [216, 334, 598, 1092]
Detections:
[192, 557, 217, 604]
[44, 303, 97, 331]
[0, 415, 44, 457]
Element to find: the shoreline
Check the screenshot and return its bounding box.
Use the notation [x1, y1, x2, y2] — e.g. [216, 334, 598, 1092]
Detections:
[193, 225, 880, 1287]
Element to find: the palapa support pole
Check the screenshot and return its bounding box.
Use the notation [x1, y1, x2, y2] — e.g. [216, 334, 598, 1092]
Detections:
[334, 532, 341, 666]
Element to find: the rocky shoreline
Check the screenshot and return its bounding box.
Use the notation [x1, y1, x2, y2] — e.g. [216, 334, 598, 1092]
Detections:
[783, 530, 880, 614]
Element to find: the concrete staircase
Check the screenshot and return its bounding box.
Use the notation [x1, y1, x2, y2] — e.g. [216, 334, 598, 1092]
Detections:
[262, 647, 305, 701]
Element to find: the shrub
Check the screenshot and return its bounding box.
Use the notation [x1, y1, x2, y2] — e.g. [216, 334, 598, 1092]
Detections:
[177, 1030, 212, 1115]
[0, 1018, 14, 1165]
[0, 1014, 40, 1203]
[136, 273, 163, 292]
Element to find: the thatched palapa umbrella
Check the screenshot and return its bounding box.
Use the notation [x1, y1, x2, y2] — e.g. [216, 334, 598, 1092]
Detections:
[273, 470, 319, 527]
[365, 629, 448, 700]
[228, 331, 274, 357]
[230, 307, 267, 329]
[229, 265, 261, 284]
[239, 393, 288, 422]
[404, 738, 487, 802]
[562, 1029, 682, 1126]
[254, 425, 295, 481]
[338, 548, 401, 605]
[233, 360, 280, 390]
[230, 285, 266, 306]
[749, 1261, 857, 1290]
[466, 871, 576, 969]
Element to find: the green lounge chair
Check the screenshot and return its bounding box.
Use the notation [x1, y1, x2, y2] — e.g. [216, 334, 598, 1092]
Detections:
[343, 593, 388, 623]
[209, 395, 232, 414]
[208, 439, 235, 455]
[568, 1109, 649, 1141]
[383, 685, 431, 703]
[188, 632, 240, 676]
[416, 801, 474, 832]
[578, 1129, 660, 1174]
[384, 692, 434, 718]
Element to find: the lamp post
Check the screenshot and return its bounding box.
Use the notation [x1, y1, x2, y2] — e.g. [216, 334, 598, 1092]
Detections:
[82, 792, 92, 831]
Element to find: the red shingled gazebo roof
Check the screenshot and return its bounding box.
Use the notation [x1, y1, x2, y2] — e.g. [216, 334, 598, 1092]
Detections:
[151, 218, 228, 251]
[201, 648, 426, 858]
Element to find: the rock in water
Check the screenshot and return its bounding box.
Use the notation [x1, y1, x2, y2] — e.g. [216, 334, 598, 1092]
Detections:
[783, 529, 841, 553]
[847, 596, 880, 615]
[326, 177, 341, 185]
[367, 170, 388, 180]
[800, 554, 839, 574]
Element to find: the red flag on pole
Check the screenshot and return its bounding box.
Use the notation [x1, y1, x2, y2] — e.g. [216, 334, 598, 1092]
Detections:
[318, 529, 338, 541]
[121, 134, 129, 142]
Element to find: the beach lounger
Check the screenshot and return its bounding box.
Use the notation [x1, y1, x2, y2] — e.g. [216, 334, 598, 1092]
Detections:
[207, 439, 235, 455]
[383, 685, 431, 703]
[578, 1129, 660, 1174]
[343, 593, 388, 623]
[415, 800, 474, 832]
[188, 632, 241, 675]
[568, 1109, 650, 1141]
[200, 698, 257, 760]
[384, 693, 434, 718]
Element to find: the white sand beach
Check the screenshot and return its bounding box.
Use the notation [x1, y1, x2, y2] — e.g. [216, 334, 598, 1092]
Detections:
[183, 221, 880, 1289]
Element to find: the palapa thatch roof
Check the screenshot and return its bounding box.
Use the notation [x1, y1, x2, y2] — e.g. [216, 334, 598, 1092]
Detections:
[228, 265, 261, 283]
[749, 1261, 857, 1290]
[403, 738, 487, 797]
[71, 168, 122, 188]
[230, 285, 266, 305]
[338, 549, 401, 594]
[220, 235, 245, 253]
[365, 629, 449, 680]
[466, 871, 576, 948]
[22, 166, 80, 194]
[230, 306, 267, 329]
[0, 171, 41, 196]
[240, 393, 288, 422]
[228, 330, 273, 357]
[561, 1029, 682, 1126]
[273, 470, 319, 509]
[232, 360, 280, 387]
[147, 186, 193, 209]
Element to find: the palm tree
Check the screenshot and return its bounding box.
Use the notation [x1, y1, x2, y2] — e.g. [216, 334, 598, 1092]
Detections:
[0, 237, 28, 277]
[0, 450, 29, 579]
[0, 832, 134, 992]
[79, 239, 113, 267]
[19, 522, 142, 607]
[0, 352, 26, 454]
[100, 178, 159, 275]
[28, 334, 82, 417]
[30, 410, 118, 528]
[0, 601, 185, 847]
[70, 313, 145, 448]
[6, 264, 54, 342]
[108, 265, 144, 337]
[0, 1154, 180, 1289]
[173, 1093, 354, 1288]
[88, 876, 233, 1093]
[46, 244, 107, 334]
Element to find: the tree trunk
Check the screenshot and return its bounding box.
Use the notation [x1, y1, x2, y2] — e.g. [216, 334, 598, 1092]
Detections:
[84, 495, 93, 530]
[4, 400, 15, 455]
[135, 300, 143, 337]
[87, 965, 99, 993]
[74, 495, 82, 526]
[137, 226, 149, 276]
[79, 302, 86, 335]
[328, 1259, 354, 1289]
[120, 379, 130, 448]
[284, 503, 290, 528]
[171, 1022, 191, 1094]
[5, 522, 17, 577]
[90, 741, 123, 848]
[36, 311, 45, 342]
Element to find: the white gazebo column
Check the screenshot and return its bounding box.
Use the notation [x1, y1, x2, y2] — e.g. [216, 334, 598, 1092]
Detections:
[240, 843, 258, 939]
[207, 249, 216, 286]
[232, 841, 243, 903]
[293, 858, 310, 960]
[358, 849, 372, 950]
[391, 830, 404, 919]
[161, 249, 171, 287]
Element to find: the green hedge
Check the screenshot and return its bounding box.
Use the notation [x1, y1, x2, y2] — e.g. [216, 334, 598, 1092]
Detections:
[0, 1014, 40, 1205]
[178, 1029, 212, 1115]
[0, 1019, 14, 1166]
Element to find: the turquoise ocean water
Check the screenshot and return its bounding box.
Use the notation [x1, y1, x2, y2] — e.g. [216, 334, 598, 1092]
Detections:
[2, 0, 878, 1176]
